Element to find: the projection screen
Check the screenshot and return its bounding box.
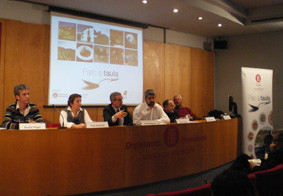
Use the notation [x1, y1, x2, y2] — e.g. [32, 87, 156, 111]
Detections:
[48, 12, 143, 106]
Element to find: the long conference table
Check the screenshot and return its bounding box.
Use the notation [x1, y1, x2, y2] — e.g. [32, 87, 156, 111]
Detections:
[0, 118, 238, 195]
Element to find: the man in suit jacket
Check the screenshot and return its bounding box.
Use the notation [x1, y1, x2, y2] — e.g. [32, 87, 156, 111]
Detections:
[103, 92, 132, 126]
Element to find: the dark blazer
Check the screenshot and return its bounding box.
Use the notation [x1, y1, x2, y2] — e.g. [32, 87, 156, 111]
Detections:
[103, 104, 132, 126]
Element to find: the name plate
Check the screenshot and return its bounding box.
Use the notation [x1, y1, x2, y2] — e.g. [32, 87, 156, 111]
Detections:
[222, 115, 231, 120]
[176, 118, 191, 124]
[205, 117, 216, 122]
[86, 122, 109, 128]
[19, 123, 46, 130]
[140, 120, 158, 126]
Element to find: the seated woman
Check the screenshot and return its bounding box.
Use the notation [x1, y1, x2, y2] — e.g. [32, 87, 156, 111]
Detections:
[60, 94, 93, 128]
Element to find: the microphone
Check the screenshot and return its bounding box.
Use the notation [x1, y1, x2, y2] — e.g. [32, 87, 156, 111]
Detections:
[52, 104, 67, 129]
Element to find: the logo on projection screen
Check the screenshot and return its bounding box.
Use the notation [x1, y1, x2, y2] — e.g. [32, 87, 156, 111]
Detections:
[164, 125, 179, 147]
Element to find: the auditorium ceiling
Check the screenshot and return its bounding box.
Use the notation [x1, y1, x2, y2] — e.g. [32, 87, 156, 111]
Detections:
[14, 0, 283, 38]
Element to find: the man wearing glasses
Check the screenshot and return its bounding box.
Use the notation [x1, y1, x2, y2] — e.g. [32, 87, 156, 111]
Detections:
[103, 92, 132, 126]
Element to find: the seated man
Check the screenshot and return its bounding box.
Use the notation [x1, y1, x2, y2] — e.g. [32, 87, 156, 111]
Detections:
[103, 92, 132, 126]
[173, 94, 197, 120]
[60, 94, 93, 128]
[230, 131, 283, 173]
[163, 99, 179, 123]
[1, 84, 44, 129]
[133, 89, 170, 125]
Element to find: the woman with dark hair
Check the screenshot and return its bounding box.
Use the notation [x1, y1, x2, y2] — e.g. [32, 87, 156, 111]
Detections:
[60, 94, 93, 128]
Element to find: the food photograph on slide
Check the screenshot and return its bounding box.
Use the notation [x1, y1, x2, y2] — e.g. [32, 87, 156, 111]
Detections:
[57, 41, 76, 61]
[110, 47, 124, 65]
[110, 29, 124, 47]
[76, 43, 94, 62]
[94, 28, 109, 45]
[58, 21, 76, 41]
[125, 32, 137, 49]
[94, 45, 109, 63]
[125, 49, 138, 66]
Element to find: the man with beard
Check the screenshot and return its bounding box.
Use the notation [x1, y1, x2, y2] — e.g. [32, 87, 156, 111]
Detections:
[1, 84, 44, 129]
[133, 89, 170, 125]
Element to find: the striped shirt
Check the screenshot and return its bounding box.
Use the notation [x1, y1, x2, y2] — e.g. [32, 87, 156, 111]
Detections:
[1, 102, 44, 129]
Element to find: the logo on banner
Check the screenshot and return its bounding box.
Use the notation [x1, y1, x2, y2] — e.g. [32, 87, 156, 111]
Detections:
[255, 74, 261, 82]
[164, 125, 179, 147]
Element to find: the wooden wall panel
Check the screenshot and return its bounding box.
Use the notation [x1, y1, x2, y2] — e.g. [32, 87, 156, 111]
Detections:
[4, 20, 49, 106]
[0, 19, 214, 124]
[164, 44, 192, 106]
[143, 40, 165, 104]
[0, 20, 6, 120]
[191, 48, 214, 117]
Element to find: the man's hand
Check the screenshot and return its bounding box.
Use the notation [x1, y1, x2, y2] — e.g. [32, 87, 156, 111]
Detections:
[114, 110, 127, 119]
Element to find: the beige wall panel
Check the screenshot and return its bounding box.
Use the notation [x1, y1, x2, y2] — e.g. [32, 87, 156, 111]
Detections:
[191, 48, 214, 117]
[165, 44, 192, 105]
[143, 40, 165, 103]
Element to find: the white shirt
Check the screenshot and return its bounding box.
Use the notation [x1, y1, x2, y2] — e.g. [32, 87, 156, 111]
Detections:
[60, 106, 93, 128]
[133, 102, 170, 125]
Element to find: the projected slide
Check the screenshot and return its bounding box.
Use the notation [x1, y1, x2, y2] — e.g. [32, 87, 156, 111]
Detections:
[49, 14, 143, 105]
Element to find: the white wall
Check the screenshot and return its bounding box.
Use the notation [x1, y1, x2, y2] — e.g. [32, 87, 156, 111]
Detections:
[215, 31, 283, 129]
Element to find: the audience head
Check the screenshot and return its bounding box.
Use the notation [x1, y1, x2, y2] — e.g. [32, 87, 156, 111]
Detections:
[145, 89, 156, 108]
[68, 94, 82, 111]
[14, 84, 30, 105]
[272, 131, 283, 150]
[163, 99, 175, 113]
[173, 94, 182, 107]
[211, 170, 257, 196]
[110, 92, 123, 109]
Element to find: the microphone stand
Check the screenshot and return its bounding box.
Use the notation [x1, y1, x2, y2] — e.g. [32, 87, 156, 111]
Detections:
[52, 104, 67, 129]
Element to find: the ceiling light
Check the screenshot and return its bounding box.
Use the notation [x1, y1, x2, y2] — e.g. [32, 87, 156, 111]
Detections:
[142, 0, 147, 4]
[218, 23, 222, 27]
[173, 9, 179, 13]
[198, 17, 203, 20]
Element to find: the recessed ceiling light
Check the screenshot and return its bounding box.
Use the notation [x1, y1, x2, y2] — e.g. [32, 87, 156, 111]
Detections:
[218, 23, 222, 27]
[142, 0, 147, 4]
[198, 17, 203, 20]
[173, 9, 179, 13]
